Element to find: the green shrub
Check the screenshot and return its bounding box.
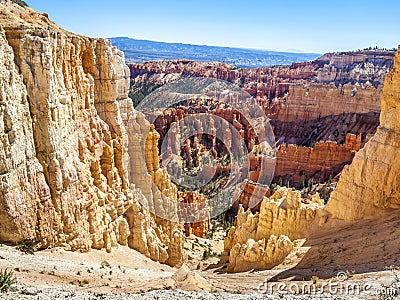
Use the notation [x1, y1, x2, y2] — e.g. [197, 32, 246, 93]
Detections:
[202, 249, 211, 260]
[16, 239, 38, 255]
[12, 0, 28, 8]
[0, 269, 15, 293]
[128, 82, 160, 108]
[310, 275, 319, 284]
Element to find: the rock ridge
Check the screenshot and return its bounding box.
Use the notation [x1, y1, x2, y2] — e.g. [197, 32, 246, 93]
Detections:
[0, 1, 184, 266]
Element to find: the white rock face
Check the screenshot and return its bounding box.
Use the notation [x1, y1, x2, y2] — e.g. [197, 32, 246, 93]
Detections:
[0, 2, 184, 266]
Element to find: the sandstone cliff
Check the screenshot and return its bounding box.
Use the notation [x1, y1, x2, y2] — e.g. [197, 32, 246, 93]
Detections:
[128, 51, 394, 195]
[326, 46, 400, 220]
[0, 1, 183, 266]
[223, 46, 400, 272]
[145, 99, 364, 199]
[274, 133, 361, 185]
[129, 51, 394, 146]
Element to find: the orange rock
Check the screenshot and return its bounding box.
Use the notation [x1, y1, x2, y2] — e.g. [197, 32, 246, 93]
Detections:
[274, 133, 361, 185]
[326, 46, 400, 221]
[178, 191, 209, 238]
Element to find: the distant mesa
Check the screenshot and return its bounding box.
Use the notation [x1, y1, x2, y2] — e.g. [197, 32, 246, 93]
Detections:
[109, 37, 321, 68]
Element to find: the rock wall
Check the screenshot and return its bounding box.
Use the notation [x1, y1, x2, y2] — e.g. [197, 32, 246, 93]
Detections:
[130, 51, 394, 99]
[226, 234, 294, 273]
[128, 52, 393, 199]
[150, 102, 363, 197]
[0, 25, 52, 245]
[271, 111, 379, 146]
[153, 102, 257, 152]
[0, 1, 183, 266]
[270, 82, 383, 123]
[231, 180, 270, 213]
[274, 133, 361, 185]
[125, 116, 185, 266]
[229, 134, 360, 215]
[326, 46, 400, 220]
[316, 51, 395, 86]
[179, 191, 209, 238]
[223, 46, 400, 272]
[129, 51, 393, 147]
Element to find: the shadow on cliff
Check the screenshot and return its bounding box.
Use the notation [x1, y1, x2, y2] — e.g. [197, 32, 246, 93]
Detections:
[268, 209, 400, 281]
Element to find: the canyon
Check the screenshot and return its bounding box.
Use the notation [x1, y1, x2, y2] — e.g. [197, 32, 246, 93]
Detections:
[222, 47, 400, 273]
[129, 51, 394, 145]
[128, 51, 394, 217]
[126, 43, 400, 275]
[129, 52, 394, 183]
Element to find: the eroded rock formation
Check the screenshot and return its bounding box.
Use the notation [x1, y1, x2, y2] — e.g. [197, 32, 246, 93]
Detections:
[0, 1, 184, 266]
[223, 46, 400, 272]
[129, 52, 394, 196]
[227, 235, 294, 273]
[129, 51, 393, 145]
[326, 46, 400, 220]
[180, 191, 209, 238]
[274, 133, 361, 185]
[223, 187, 325, 272]
[146, 102, 365, 197]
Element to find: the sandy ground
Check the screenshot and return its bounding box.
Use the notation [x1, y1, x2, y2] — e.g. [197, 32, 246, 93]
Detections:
[0, 211, 399, 299]
[0, 244, 176, 294]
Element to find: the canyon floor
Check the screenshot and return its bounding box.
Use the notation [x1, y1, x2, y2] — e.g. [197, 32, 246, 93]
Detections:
[0, 211, 399, 299]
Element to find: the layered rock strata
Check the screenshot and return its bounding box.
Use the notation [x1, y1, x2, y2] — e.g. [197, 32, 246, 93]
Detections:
[274, 133, 361, 185]
[147, 103, 364, 204]
[180, 191, 209, 238]
[0, 1, 184, 266]
[326, 46, 400, 220]
[129, 52, 393, 197]
[223, 46, 400, 272]
[129, 51, 393, 145]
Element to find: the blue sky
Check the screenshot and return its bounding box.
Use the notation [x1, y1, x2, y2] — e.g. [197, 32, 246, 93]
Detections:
[27, 0, 400, 54]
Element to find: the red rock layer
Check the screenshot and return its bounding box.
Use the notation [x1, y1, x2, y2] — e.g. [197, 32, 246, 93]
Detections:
[153, 101, 258, 152]
[231, 181, 271, 214]
[229, 134, 360, 213]
[274, 133, 361, 185]
[179, 191, 209, 238]
[129, 50, 393, 147]
[129, 51, 394, 218]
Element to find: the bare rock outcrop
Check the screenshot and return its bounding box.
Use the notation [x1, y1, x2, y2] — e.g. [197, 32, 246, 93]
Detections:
[152, 101, 363, 197]
[223, 46, 400, 272]
[129, 52, 394, 196]
[179, 191, 209, 238]
[129, 51, 394, 146]
[269, 82, 383, 123]
[172, 265, 212, 292]
[274, 133, 361, 185]
[326, 46, 400, 220]
[223, 187, 325, 272]
[0, 1, 183, 266]
[227, 235, 294, 273]
[0, 26, 52, 245]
